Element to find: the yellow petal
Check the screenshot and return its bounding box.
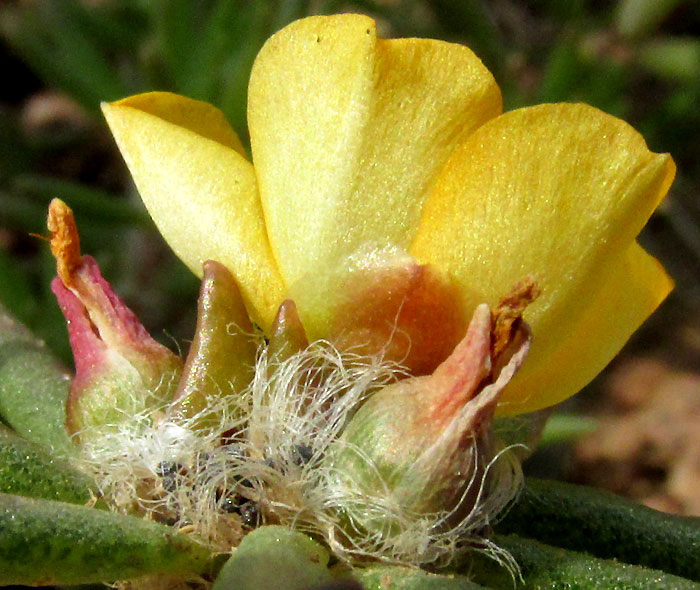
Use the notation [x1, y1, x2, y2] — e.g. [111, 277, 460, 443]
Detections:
[102, 92, 284, 328]
[496, 242, 672, 415]
[411, 103, 675, 413]
[248, 14, 501, 336]
[109, 91, 248, 156]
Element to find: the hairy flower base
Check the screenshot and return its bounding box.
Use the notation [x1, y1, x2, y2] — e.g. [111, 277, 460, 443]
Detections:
[73, 339, 522, 571]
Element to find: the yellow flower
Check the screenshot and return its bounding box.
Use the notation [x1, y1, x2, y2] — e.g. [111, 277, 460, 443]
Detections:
[101, 14, 674, 417]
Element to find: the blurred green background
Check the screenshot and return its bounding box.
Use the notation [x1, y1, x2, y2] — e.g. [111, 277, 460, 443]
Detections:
[1, 0, 699, 509]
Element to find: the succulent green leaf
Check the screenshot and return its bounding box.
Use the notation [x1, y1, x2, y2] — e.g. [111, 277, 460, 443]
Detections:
[0, 493, 217, 586]
[0, 304, 72, 454]
[468, 534, 700, 590]
[211, 525, 334, 590]
[496, 477, 700, 582]
[0, 427, 95, 504]
[355, 565, 488, 589]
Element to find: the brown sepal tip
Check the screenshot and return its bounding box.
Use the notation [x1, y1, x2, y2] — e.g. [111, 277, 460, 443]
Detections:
[491, 277, 540, 361]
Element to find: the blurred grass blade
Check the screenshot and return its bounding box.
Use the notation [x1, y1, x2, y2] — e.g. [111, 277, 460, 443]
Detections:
[0, 7, 89, 109]
[61, 0, 147, 54]
[268, 0, 312, 33]
[151, 0, 199, 93]
[150, 0, 299, 136]
[0, 249, 38, 327]
[0, 0, 128, 114]
[35, 0, 130, 104]
[496, 477, 700, 582]
[423, 0, 503, 75]
[0, 191, 48, 233]
[537, 413, 598, 446]
[616, 0, 684, 39]
[0, 493, 218, 586]
[0, 303, 72, 454]
[538, 37, 581, 103]
[217, 2, 276, 135]
[0, 426, 95, 504]
[638, 37, 700, 82]
[0, 111, 31, 182]
[181, 0, 276, 103]
[13, 174, 151, 227]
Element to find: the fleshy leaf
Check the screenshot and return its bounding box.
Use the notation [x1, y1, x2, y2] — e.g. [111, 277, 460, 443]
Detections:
[411, 103, 674, 414]
[0, 303, 72, 454]
[0, 426, 96, 505]
[0, 493, 218, 586]
[356, 565, 488, 589]
[101, 92, 284, 329]
[468, 534, 700, 590]
[496, 477, 700, 582]
[248, 14, 501, 337]
[211, 525, 333, 590]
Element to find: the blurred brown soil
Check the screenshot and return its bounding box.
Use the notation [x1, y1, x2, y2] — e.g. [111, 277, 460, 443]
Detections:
[574, 348, 700, 516]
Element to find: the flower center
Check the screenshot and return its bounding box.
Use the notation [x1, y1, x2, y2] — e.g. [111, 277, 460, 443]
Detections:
[330, 261, 468, 376]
